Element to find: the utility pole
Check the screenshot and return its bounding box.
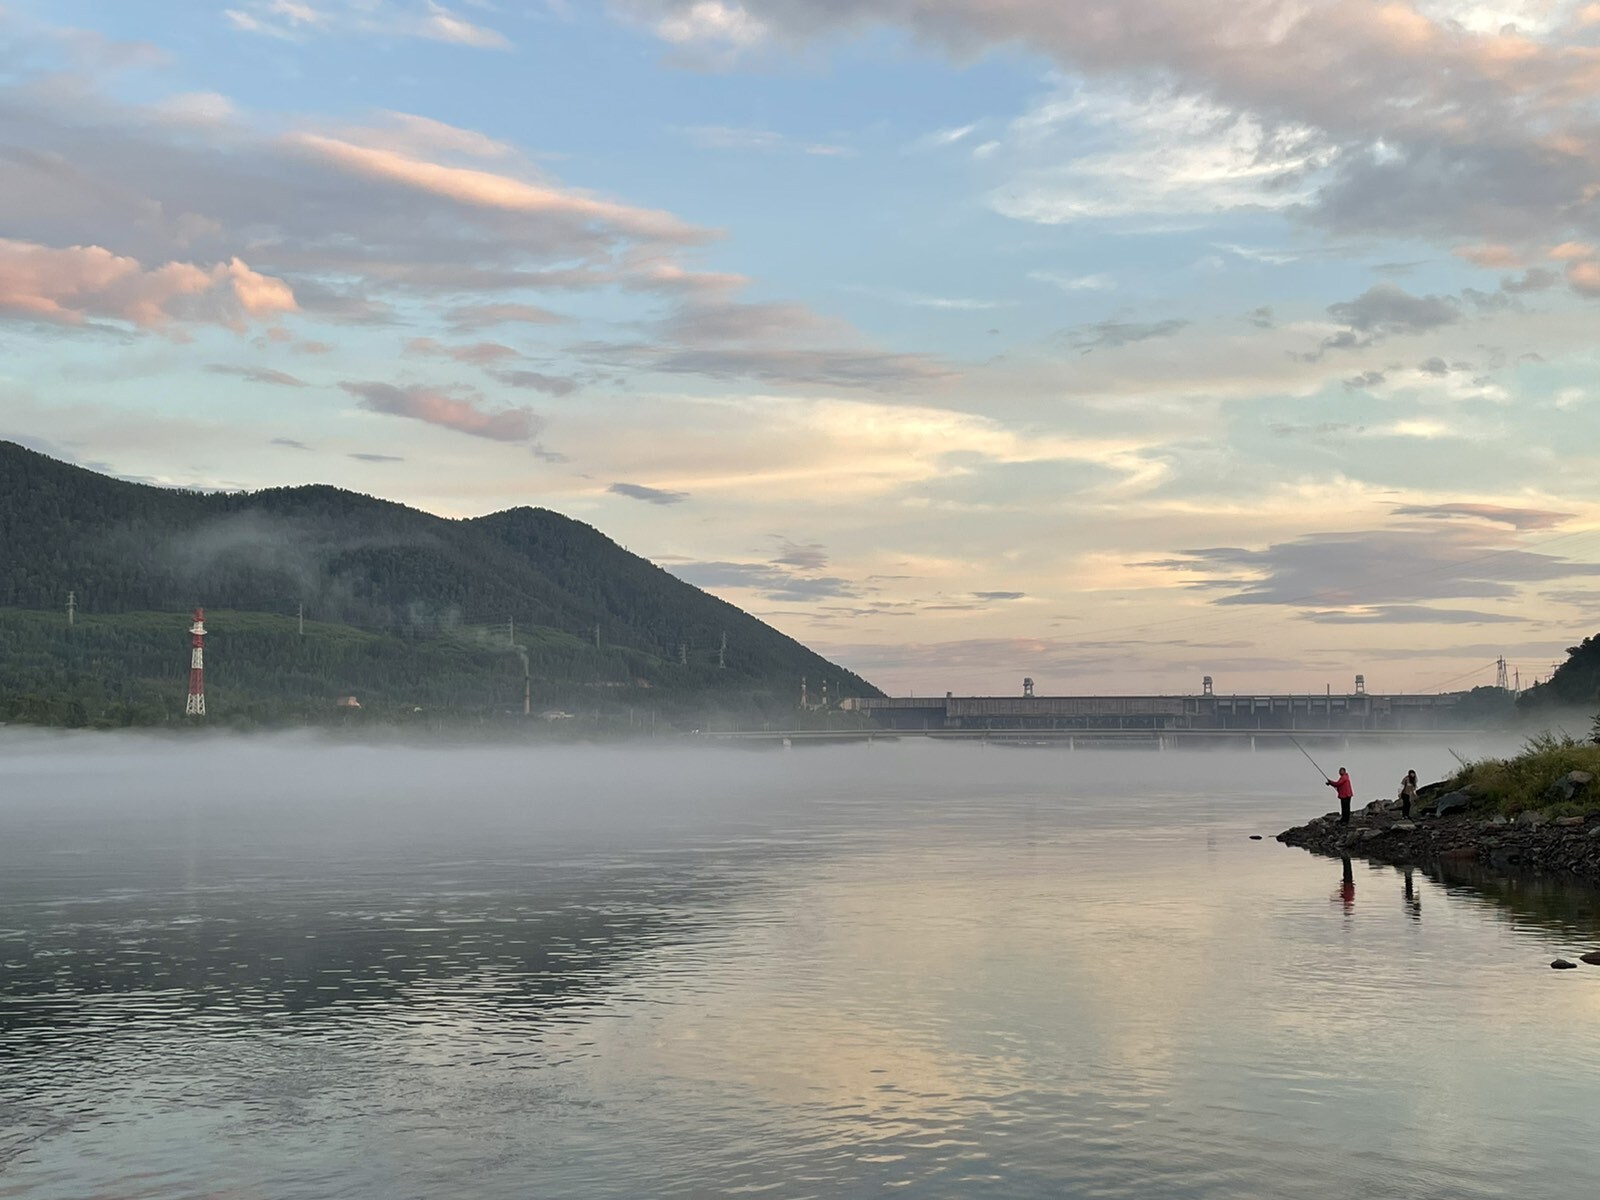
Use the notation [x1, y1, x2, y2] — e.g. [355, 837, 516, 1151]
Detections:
[718, 631, 727, 669]
[298, 602, 304, 636]
[594, 624, 602, 651]
[1495, 656, 1508, 690]
[66, 590, 75, 628]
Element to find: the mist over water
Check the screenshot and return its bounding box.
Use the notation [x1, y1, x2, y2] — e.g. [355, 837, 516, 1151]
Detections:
[3, 732, 1598, 1199]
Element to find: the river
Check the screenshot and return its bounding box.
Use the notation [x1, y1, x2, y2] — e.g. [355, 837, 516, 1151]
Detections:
[2, 732, 1597, 1199]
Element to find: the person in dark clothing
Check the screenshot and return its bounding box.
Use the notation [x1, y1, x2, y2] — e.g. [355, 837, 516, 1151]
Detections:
[1399, 769, 1419, 819]
[1326, 767, 1354, 825]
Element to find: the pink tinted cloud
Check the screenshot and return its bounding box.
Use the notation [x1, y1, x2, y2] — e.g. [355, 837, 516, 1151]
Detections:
[286, 133, 710, 243]
[0, 238, 295, 330]
[340, 380, 542, 442]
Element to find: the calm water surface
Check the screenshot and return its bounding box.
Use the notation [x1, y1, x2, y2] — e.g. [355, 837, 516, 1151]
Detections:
[2, 733, 1599, 1199]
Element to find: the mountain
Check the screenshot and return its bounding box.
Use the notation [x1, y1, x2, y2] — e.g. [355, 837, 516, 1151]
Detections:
[0, 440, 880, 726]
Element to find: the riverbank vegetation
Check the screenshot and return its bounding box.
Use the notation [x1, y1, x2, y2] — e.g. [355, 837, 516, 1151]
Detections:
[1438, 731, 1600, 818]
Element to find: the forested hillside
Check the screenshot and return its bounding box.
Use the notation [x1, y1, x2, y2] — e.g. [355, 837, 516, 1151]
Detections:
[1517, 633, 1600, 714]
[0, 441, 879, 727]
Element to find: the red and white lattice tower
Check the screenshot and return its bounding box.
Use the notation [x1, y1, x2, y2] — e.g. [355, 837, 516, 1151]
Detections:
[185, 608, 207, 717]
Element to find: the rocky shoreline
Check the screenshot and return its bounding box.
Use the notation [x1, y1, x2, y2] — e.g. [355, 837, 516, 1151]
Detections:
[1277, 773, 1600, 883]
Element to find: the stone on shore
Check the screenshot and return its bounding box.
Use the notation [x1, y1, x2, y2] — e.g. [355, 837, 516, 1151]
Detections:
[1552, 771, 1594, 803]
[1551, 959, 1578, 970]
[1580, 952, 1600, 965]
[1435, 792, 1472, 816]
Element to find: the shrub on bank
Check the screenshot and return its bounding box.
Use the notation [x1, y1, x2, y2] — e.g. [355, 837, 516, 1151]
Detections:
[1442, 731, 1600, 817]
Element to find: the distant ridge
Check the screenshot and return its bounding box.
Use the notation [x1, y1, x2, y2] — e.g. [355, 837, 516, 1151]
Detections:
[0, 440, 879, 723]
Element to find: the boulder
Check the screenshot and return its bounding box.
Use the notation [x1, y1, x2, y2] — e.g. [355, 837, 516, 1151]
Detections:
[1557, 815, 1585, 828]
[1488, 814, 1510, 827]
[1587, 826, 1600, 839]
[1435, 792, 1472, 816]
[1392, 822, 1417, 832]
[1552, 959, 1578, 970]
[1517, 810, 1548, 828]
[1360, 828, 1381, 840]
[1580, 952, 1600, 966]
[1546, 772, 1593, 803]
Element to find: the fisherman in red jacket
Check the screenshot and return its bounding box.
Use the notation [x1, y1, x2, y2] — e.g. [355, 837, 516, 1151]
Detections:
[1326, 767, 1354, 825]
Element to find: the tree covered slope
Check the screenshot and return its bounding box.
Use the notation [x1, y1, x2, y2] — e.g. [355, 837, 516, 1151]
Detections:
[0, 440, 879, 723]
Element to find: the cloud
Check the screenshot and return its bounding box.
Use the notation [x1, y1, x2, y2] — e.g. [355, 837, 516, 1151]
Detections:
[490, 369, 579, 396]
[1143, 527, 1600, 609]
[1456, 243, 1521, 269]
[0, 239, 295, 331]
[225, 0, 510, 48]
[577, 342, 953, 390]
[608, 481, 690, 505]
[849, 286, 1004, 310]
[1299, 283, 1463, 359]
[271, 437, 313, 450]
[0, 83, 727, 316]
[909, 121, 980, 151]
[415, 1, 511, 48]
[651, 0, 765, 47]
[671, 560, 861, 601]
[1542, 588, 1600, 613]
[656, 299, 831, 343]
[339, 380, 543, 442]
[349, 451, 405, 462]
[573, 295, 955, 390]
[991, 87, 1331, 224]
[207, 364, 308, 386]
[1062, 317, 1189, 352]
[1031, 270, 1113, 292]
[1500, 266, 1558, 293]
[405, 337, 521, 365]
[1390, 502, 1574, 531]
[1301, 605, 1526, 625]
[973, 591, 1026, 602]
[444, 302, 569, 331]
[1343, 370, 1385, 390]
[627, 1, 1600, 247]
[286, 133, 706, 242]
[771, 537, 828, 570]
[1328, 284, 1460, 336]
[682, 124, 850, 156]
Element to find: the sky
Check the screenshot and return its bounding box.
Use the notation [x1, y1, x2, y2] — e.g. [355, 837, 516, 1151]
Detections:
[2, 0, 1599, 697]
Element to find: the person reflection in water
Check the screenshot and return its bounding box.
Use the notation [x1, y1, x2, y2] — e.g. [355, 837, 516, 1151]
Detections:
[1402, 867, 1421, 921]
[1335, 856, 1355, 911]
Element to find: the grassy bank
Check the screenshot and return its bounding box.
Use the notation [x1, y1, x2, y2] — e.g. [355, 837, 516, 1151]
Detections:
[1441, 731, 1600, 817]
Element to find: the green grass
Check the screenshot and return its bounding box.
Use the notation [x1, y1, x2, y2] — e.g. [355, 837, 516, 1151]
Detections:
[1441, 731, 1600, 816]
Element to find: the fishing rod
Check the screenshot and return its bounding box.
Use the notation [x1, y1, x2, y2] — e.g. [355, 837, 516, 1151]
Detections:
[1287, 734, 1331, 782]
